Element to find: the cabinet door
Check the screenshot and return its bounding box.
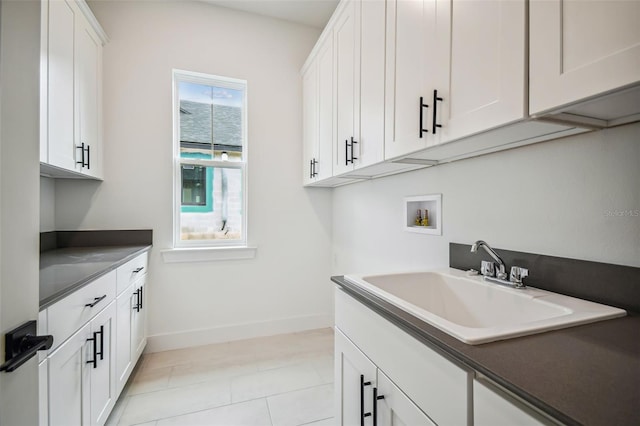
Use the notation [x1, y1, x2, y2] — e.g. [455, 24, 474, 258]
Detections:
[530, 0, 640, 115]
[302, 60, 319, 186]
[443, 0, 525, 143]
[47, 0, 77, 171]
[376, 370, 436, 426]
[39, 360, 49, 426]
[48, 322, 91, 426]
[335, 329, 377, 426]
[76, 17, 102, 178]
[334, 0, 360, 175]
[89, 302, 116, 426]
[385, 0, 450, 159]
[115, 284, 134, 396]
[316, 33, 334, 181]
[357, 0, 385, 169]
[131, 277, 147, 362]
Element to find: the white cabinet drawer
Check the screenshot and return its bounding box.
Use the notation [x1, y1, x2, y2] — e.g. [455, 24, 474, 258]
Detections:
[116, 252, 148, 295]
[335, 287, 471, 426]
[48, 270, 116, 351]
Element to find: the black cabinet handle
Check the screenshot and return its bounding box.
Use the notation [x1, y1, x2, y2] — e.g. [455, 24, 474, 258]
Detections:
[133, 289, 141, 312]
[85, 294, 107, 308]
[96, 325, 104, 361]
[86, 144, 90, 169]
[432, 89, 443, 134]
[373, 387, 385, 426]
[345, 139, 349, 166]
[310, 158, 318, 178]
[360, 375, 372, 426]
[419, 96, 429, 138]
[76, 143, 85, 167]
[87, 334, 97, 369]
[350, 137, 358, 164]
[133, 267, 145, 274]
[139, 286, 143, 310]
[309, 159, 313, 179]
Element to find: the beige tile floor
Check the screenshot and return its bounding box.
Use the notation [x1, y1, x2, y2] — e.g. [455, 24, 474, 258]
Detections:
[106, 328, 335, 426]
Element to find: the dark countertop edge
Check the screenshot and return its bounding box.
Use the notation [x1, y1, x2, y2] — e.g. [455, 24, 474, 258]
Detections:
[332, 275, 581, 426]
[39, 245, 152, 310]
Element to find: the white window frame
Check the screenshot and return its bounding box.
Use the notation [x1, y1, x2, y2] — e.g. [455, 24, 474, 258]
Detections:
[172, 69, 248, 249]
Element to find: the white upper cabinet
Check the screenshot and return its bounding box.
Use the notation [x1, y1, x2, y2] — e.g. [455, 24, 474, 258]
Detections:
[47, 0, 76, 172]
[384, 0, 450, 160]
[443, 0, 526, 143]
[41, 0, 106, 179]
[76, 15, 103, 178]
[334, 0, 360, 175]
[357, 0, 386, 169]
[530, 0, 640, 119]
[302, 33, 334, 185]
[302, 60, 319, 186]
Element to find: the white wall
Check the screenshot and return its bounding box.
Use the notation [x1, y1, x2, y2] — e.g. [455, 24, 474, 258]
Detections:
[333, 122, 640, 276]
[40, 177, 55, 232]
[54, 0, 333, 351]
[0, 0, 42, 423]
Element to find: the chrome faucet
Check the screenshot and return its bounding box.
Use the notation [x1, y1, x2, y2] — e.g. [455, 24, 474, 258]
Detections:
[470, 240, 528, 289]
[470, 240, 507, 279]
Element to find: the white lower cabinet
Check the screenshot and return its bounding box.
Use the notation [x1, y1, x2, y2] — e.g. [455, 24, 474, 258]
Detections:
[115, 274, 147, 396]
[335, 288, 471, 425]
[336, 329, 435, 426]
[42, 251, 149, 425]
[48, 302, 116, 426]
[89, 302, 117, 425]
[335, 329, 377, 425]
[48, 322, 92, 426]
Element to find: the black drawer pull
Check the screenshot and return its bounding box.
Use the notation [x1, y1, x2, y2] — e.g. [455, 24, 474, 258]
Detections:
[419, 96, 429, 138]
[133, 266, 145, 273]
[139, 286, 143, 310]
[85, 294, 107, 308]
[432, 89, 443, 134]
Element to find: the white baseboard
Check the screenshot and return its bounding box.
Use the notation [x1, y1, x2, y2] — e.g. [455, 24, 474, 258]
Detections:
[145, 313, 334, 353]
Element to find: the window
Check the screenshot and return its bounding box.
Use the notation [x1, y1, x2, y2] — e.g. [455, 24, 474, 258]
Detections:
[173, 70, 247, 247]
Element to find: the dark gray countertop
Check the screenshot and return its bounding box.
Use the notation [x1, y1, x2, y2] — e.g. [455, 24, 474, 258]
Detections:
[332, 275, 640, 426]
[40, 245, 151, 310]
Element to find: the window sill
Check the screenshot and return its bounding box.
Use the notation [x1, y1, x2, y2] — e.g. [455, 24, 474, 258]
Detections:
[161, 246, 257, 263]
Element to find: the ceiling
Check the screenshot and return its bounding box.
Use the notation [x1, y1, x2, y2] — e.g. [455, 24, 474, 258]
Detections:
[201, 0, 339, 29]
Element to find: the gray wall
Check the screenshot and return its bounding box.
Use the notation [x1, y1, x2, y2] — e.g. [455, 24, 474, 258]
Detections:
[332, 122, 640, 276]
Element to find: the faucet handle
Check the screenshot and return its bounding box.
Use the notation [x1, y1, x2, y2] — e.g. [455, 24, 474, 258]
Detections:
[510, 266, 529, 285]
[481, 261, 496, 277]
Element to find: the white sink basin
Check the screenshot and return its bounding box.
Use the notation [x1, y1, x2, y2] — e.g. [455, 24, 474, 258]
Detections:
[344, 268, 626, 344]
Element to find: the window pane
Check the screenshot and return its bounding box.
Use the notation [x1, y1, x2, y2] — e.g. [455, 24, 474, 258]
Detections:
[180, 166, 243, 242]
[179, 81, 244, 161]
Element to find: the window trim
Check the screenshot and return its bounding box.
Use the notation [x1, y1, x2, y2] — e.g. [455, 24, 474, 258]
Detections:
[172, 69, 249, 248]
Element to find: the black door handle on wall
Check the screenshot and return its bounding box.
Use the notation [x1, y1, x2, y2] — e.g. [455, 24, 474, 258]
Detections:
[432, 89, 443, 134]
[0, 321, 53, 373]
[419, 96, 429, 138]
